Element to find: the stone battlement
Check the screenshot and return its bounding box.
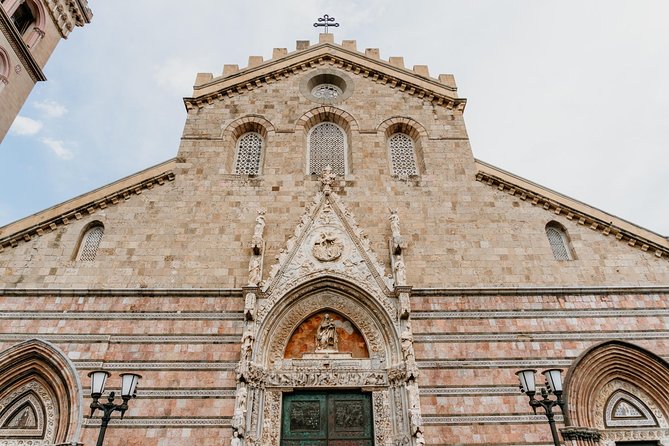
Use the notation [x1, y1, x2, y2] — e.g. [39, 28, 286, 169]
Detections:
[193, 33, 457, 92]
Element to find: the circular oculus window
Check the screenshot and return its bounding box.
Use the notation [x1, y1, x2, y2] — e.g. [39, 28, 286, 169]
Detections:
[300, 69, 354, 104]
[311, 84, 342, 99]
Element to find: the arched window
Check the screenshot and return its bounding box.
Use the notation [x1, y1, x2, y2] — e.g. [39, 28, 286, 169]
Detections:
[308, 122, 346, 175]
[234, 132, 263, 175]
[545, 222, 573, 260]
[0, 46, 8, 90]
[389, 133, 418, 177]
[10, 1, 36, 35]
[76, 223, 104, 261]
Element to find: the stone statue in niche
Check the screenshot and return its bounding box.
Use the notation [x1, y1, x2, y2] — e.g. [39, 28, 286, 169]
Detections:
[241, 328, 255, 362]
[315, 313, 338, 351]
[401, 324, 415, 364]
[250, 209, 266, 254]
[244, 292, 256, 321]
[232, 384, 248, 435]
[312, 231, 343, 262]
[415, 431, 426, 445]
[248, 255, 262, 286]
[230, 430, 242, 446]
[394, 255, 407, 286]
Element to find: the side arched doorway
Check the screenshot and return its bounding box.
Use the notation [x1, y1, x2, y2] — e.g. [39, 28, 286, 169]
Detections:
[562, 340, 669, 446]
[234, 277, 421, 446]
[0, 339, 84, 445]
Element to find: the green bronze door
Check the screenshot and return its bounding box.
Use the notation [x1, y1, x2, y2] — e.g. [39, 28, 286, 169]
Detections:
[281, 392, 373, 446]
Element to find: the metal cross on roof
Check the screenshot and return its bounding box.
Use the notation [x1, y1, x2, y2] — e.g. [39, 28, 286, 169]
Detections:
[313, 14, 339, 34]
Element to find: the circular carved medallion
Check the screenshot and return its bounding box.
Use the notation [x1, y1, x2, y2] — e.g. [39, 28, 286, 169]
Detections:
[312, 231, 344, 262]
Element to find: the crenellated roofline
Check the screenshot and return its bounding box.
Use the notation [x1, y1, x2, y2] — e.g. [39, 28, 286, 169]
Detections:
[475, 159, 669, 259]
[0, 159, 176, 252]
[183, 34, 466, 113]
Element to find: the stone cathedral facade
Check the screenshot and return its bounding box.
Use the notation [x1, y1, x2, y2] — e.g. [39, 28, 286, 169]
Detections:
[1, 33, 669, 446]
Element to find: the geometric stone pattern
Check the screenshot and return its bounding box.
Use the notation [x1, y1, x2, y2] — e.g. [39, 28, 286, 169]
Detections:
[234, 132, 263, 175]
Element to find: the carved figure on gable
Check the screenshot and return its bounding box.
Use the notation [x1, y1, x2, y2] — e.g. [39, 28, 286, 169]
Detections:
[315, 313, 338, 351]
[389, 209, 401, 239]
[320, 165, 337, 194]
[312, 231, 344, 262]
[248, 255, 262, 286]
[389, 209, 408, 254]
[250, 209, 266, 255]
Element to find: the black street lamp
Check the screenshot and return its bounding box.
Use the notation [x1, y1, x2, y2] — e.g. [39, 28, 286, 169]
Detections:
[88, 371, 141, 446]
[516, 368, 566, 446]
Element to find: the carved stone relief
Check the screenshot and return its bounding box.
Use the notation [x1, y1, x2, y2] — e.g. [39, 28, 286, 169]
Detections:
[0, 380, 56, 445]
[595, 379, 669, 444]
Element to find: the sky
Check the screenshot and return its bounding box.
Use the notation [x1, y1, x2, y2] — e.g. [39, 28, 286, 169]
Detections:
[1, 1, 668, 236]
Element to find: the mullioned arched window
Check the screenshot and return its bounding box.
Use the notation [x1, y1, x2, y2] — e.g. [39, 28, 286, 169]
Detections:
[234, 132, 263, 175]
[388, 133, 418, 177]
[76, 223, 104, 261]
[308, 122, 346, 175]
[545, 222, 573, 260]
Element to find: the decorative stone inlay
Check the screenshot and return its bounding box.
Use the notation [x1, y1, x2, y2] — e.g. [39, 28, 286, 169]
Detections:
[595, 380, 667, 431]
[0, 381, 56, 444]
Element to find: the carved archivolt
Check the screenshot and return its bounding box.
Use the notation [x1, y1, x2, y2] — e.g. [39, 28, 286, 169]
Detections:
[257, 288, 398, 364]
[564, 340, 669, 430]
[0, 339, 84, 445]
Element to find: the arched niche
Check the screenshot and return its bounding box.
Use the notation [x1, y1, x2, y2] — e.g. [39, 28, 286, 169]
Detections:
[0, 339, 84, 445]
[563, 340, 669, 445]
[255, 276, 401, 367]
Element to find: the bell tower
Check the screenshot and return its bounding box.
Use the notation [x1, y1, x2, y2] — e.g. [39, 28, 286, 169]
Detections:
[0, 0, 92, 142]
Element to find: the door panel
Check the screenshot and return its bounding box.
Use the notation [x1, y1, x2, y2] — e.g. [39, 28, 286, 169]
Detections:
[282, 392, 373, 446]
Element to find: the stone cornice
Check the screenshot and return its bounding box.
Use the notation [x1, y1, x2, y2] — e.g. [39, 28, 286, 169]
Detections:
[412, 285, 669, 296]
[0, 159, 176, 252]
[44, 0, 92, 38]
[0, 7, 46, 82]
[475, 159, 669, 260]
[0, 288, 243, 297]
[184, 42, 466, 113]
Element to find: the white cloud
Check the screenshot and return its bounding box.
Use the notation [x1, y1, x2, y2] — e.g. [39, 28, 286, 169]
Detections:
[40, 138, 74, 160]
[153, 57, 202, 95]
[9, 116, 43, 136]
[34, 100, 68, 118]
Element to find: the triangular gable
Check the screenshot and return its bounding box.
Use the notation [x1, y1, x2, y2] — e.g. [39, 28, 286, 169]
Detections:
[262, 190, 393, 298]
[0, 159, 176, 252]
[185, 35, 465, 112]
[475, 159, 669, 259]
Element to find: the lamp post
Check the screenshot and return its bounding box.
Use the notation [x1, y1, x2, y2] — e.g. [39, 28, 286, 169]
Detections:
[516, 368, 566, 446]
[88, 371, 141, 446]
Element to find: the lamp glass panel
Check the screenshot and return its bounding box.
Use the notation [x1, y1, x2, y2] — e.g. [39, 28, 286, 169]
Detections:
[516, 369, 537, 393]
[543, 369, 563, 392]
[120, 373, 140, 397]
[89, 371, 109, 395]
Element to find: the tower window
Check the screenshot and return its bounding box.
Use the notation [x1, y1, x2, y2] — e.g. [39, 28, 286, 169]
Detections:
[234, 132, 263, 175]
[308, 122, 346, 175]
[389, 133, 418, 177]
[11, 2, 36, 36]
[545, 222, 573, 261]
[77, 224, 104, 261]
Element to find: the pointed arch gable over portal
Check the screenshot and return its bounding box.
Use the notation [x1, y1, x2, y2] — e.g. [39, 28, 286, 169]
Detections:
[562, 340, 669, 445]
[0, 339, 84, 445]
